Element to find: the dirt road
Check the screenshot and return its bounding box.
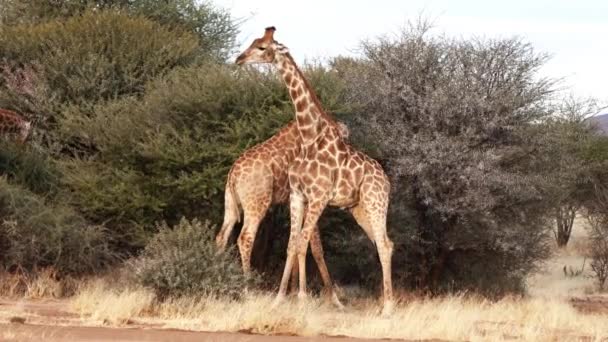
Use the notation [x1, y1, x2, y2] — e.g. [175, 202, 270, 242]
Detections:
[1, 323, 394, 342]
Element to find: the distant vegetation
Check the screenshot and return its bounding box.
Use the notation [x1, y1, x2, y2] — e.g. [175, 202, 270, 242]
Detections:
[1, 0, 607, 298]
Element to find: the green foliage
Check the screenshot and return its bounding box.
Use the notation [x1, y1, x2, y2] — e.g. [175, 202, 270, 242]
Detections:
[58, 64, 291, 234]
[0, 10, 199, 108]
[132, 218, 258, 298]
[0, 142, 59, 195]
[0, 0, 237, 61]
[0, 177, 116, 274]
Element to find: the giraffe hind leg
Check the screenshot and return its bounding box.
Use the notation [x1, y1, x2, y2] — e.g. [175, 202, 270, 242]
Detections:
[237, 194, 272, 274]
[350, 192, 394, 316]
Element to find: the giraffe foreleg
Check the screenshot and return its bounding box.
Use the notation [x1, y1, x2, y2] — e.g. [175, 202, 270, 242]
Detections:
[296, 198, 328, 300]
[274, 191, 305, 306]
[310, 224, 344, 308]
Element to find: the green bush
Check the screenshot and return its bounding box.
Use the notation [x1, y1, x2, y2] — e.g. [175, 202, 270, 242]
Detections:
[58, 63, 293, 235]
[0, 142, 59, 195]
[0, 0, 237, 62]
[0, 177, 116, 274]
[0, 10, 199, 107]
[132, 218, 258, 298]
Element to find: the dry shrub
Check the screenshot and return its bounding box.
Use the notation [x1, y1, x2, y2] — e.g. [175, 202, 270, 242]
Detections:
[587, 216, 608, 291]
[337, 20, 554, 294]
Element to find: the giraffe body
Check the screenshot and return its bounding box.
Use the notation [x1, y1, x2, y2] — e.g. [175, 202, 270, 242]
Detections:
[216, 120, 347, 307]
[236, 27, 394, 315]
[0, 109, 31, 144]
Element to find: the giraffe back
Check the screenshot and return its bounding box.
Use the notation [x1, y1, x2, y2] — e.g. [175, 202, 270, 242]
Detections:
[228, 121, 301, 204]
[289, 123, 390, 209]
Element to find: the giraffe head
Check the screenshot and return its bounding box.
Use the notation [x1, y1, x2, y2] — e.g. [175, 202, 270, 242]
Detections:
[236, 26, 288, 65]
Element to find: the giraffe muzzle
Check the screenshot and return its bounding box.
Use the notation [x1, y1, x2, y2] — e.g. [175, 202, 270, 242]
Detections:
[235, 54, 246, 65]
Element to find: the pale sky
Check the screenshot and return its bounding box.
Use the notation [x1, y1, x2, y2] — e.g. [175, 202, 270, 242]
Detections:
[215, 0, 607, 113]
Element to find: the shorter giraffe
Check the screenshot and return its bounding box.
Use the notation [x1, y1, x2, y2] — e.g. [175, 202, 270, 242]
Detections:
[0, 109, 31, 144]
[216, 120, 348, 307]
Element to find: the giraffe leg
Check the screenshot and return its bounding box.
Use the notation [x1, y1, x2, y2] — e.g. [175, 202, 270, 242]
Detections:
[274, 191, 305, 306]
[310, 225, 344, 309]
[296, 198, 328, 301]
[237, 194, 271, 274]
[289, 259, 299, 294]
[351, 193, 394, 316]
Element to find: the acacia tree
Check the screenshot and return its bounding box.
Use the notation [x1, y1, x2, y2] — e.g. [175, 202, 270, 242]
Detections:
[578, 132, 608, 290]
[543, 97, 600, 247]
[338, 22, 557, 294]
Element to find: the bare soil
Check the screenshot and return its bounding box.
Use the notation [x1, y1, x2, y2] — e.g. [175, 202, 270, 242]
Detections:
[569, 295, 608, 314]
[0, 323, 406, 342]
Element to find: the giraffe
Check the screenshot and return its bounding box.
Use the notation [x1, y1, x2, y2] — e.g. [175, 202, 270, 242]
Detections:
[236, 27, 394, 315]
[0, 108, 31, 144]
[215, 119, 349, 307]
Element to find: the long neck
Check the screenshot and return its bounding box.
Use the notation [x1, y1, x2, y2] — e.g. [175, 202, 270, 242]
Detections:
[275, 53, 329, 144]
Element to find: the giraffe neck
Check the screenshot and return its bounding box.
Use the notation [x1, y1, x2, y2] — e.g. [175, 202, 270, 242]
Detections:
[275, 53, 329, 144]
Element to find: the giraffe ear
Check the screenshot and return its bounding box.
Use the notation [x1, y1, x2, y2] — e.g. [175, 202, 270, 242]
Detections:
[263, 26, 276, 41]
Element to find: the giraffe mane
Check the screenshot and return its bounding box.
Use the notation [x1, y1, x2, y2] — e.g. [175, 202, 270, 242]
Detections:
[280, 52, 336, 127]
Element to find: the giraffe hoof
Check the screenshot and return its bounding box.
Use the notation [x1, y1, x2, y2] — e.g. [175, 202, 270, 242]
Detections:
[271, 295, 284, 309]
[331, 294, 345, 310]
[297, 291, 308, 301]
[380, 300, 395, 317]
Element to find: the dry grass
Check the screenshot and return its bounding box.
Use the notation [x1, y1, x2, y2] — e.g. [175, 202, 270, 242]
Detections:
[71, 279, 155, 324]
[1, 217, 603, 341]
[70, 280, 608, 341]
[527, 216, 597, 298]
[0, 268, 77, 299]
[67, 217, 608, 341]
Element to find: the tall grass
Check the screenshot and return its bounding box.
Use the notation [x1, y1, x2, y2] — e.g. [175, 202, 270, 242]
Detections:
[71, 281, 608, 341]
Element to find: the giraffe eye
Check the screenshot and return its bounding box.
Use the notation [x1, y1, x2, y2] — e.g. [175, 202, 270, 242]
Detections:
[258, 47, 266, 51]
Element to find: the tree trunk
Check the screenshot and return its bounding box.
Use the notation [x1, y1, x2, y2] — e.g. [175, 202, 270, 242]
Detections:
[554, 204, 577, 248]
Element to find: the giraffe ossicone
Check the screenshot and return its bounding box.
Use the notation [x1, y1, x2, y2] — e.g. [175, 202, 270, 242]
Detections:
[236, 27, 395, 316]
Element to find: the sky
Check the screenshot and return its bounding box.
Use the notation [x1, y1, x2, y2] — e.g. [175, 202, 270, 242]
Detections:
[214, 0, 607, 113]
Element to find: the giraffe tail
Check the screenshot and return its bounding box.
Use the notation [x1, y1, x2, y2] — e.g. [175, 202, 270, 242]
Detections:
[216, 170, 241, 251]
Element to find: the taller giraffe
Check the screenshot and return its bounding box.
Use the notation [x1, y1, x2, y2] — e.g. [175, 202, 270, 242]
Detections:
[216, 120, 348, 307]
[0, 108, 31, 144]
[236, 27, 394, 315]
